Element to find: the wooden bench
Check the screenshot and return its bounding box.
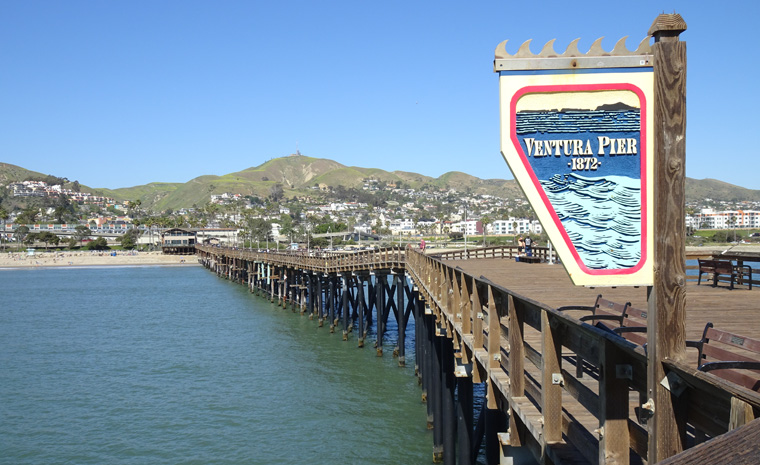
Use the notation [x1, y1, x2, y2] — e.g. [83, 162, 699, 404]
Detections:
[610, 304, 648, 347]
[688, 323, 760, 392]
[698, 259, 751, 290]
[558, 295, 648, 375]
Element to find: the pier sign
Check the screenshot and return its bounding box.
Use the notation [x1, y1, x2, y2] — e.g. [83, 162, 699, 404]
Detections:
[495, 38, 654, 286]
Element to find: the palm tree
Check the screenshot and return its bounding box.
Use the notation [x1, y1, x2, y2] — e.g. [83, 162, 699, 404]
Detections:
[481, 215, 492, 246]
[0, 207, 8, 250]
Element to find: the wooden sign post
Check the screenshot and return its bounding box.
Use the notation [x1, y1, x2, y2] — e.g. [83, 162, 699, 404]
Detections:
[646, 13, 688, 462]
[495, 12, 688, 463]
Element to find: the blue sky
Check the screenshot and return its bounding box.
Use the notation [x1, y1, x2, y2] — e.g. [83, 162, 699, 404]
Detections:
[2, 1, 758, 190]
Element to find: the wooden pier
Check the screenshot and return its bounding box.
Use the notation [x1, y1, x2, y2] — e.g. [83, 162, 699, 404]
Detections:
[195, 243, 760, 464]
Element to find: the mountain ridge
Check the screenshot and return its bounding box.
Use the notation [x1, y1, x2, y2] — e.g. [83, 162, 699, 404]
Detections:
[2, 158, 760, 212]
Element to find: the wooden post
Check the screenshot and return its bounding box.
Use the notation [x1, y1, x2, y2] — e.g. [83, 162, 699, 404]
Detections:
[507, 294, 525, 449]
[541, 311, 562, 444]
[646, 13, 688, 463]
[442, 335, 457, 465]
[600, 340, 631, 464]
[342, 272, 349, 340]
[376, 273, 385, 356]
[396, 273, 407, 366]
[357, 276, 366, 348]
[328, 274, 336, 333]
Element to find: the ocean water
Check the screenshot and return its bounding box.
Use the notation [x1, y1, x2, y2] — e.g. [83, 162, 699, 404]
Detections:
[540, 173, 642, 270]
[0, 266, 431, 464]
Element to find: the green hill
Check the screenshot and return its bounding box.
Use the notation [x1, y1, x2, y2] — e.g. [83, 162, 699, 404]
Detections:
[3, 158, 760, 213]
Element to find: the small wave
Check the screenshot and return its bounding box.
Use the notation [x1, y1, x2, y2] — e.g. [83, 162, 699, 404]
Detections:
[540, 173, 642, 270]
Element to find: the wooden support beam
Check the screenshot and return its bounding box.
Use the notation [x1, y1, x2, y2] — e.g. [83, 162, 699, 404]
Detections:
[646, 12, 688, 463]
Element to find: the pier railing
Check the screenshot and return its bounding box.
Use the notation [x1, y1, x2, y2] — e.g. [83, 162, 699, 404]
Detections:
[430, 244, 554, 262]
[404, 247, 760, 464]
[196, 245, 406, 274]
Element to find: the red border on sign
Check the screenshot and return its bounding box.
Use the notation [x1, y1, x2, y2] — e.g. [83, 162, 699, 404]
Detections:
[510, 83, 647, 276]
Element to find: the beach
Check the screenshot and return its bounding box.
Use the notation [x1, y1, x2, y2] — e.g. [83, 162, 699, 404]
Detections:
[0, 250, 198, 268]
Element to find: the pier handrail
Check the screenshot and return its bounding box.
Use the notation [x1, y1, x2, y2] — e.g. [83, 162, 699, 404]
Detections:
[195, 244, 407, 274]
[404, 247, 760, 464]
[430, 244, 553, 262]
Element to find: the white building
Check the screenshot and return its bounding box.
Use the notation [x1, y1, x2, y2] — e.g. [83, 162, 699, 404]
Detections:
[490, 218, 542, 235]
[389, 218, 416, 235]
[451, 220, 481, 235]
[690, 209, 760, 229]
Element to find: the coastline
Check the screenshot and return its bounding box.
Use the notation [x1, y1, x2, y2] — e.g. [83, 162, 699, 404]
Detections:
[0, 250, 198, 269]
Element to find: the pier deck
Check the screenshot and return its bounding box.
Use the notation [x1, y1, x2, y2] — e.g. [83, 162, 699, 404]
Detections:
[445, 258, 760, 345]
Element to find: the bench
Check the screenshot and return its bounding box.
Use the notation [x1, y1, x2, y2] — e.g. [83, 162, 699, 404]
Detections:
[698, 259, 752, 290]
[687, 323, 760, 392]
[558, 295, 648, 375]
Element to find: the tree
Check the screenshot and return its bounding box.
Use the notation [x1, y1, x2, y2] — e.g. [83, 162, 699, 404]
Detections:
[24, 232, 38, 246]
[728, 215, 738, 242]
[278, 213, 295, 242]
[0, 207, 8, 250]
[269, 183, 284, 202]
[15, 206, 40, 225]
[241, 215, 272, 247]
[37, 231, 59, 250]
[118, 229, 141, 249]
[74, 225, 91, 247]
[127, 199, 142, 217]
[86, 237, 109, 250]
[14, 226, 29, 244]
[481, 215, 492, 246]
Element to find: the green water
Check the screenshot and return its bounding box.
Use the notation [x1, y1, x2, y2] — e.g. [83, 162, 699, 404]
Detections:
[0, 266, 431, 464]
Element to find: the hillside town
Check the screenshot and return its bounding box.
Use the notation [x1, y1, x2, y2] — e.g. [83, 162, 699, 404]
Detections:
[1, 177, 759, 250]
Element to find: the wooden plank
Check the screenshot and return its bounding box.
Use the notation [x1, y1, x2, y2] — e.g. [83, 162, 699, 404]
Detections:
[657, 417, 760, 465]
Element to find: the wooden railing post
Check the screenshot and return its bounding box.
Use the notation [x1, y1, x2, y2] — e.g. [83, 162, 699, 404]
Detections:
[507, 294, 524, 448]
[541, 311, 562, 444]
[472, 281, 484, 353]
[487, 285, 500, 409]
[600, 340, 631, 464]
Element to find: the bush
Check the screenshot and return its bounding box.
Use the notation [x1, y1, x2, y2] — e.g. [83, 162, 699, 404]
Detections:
[86, 237, 109, 250]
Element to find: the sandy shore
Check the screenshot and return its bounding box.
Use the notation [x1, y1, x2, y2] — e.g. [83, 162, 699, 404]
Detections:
[0, 250, 199, 268]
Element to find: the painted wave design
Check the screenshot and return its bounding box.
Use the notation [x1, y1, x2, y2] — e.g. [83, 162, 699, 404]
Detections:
[516, 109, 640, 134]
[540, 173, 641, 270]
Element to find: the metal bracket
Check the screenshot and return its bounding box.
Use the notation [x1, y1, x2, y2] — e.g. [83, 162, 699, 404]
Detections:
[454, 363, 470, 378]
[661, 371, 687, 397]
[616, 364, 633, 380]
[551, 373, 564, 386]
